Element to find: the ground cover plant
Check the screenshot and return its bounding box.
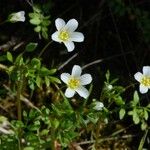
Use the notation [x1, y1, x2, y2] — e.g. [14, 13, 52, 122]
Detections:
[0, 0, 150, 149]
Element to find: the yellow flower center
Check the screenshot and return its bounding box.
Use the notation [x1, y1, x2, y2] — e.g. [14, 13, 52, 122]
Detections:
[140, 76, 150, 86]
[68, 78, 80, 89]
[59, 31, 69, 41]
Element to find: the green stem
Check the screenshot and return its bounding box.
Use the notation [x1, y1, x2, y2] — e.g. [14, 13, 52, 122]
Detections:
[17, 76, 24, 150]
[51, 128, 56, 150]
[138, 129, 148, 150]
[95, 119, 101, 149]
[38, 40, 53, 58]
[18, 137, 21, 150]
[17, 81, 23, 121]
[54, 84, 72, 109]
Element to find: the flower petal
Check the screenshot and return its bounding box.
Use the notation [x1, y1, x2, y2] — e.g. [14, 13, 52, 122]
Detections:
[19, 11, 25, 16]
[76, 86, 89, 99]
[80, 74, 92, 85]
[139, 85, 148, 94]
[55, 18, 66, 30]
[17, 11, 25, 21]
[65, 88, 75, 98]
[93, 102, 104, 111]
[60, 73, 70, 84]
[9, 11, 25, 22]
[134, 72, 143, 82]
[70, 32, 84, 42]
[51, 31, 61, 43]
[71, 65, 82, 77]
[64, 41, 75, 52]
[65, 19, 78, 32]
[143, 66, 150, 76]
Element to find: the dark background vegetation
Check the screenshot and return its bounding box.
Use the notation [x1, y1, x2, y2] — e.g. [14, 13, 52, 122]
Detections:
[0, 0, 150, 149]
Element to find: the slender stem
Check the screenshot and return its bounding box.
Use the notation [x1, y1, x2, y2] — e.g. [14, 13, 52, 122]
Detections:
[95, 119, 101, 149]
[16, 74, 24, 150]
[51, 128, 56, 150]
[18, 137, 21, 150]
[138, 129, 148, 150]
[83, 84, 93, 107]
[54, 84, 72, 109]
[82, 51, 132, 70]
[78, 134, 137, 145]
[38, 40, 53, 58]
[58, 53, 78, 70]
[17, 81, 22, 121]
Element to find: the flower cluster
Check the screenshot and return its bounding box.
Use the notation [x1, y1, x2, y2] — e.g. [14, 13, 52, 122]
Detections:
[50, 19, 92, 99]
[8, 12, 150, 99]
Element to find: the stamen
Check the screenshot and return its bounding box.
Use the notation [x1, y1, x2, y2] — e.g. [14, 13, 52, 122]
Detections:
[68, 77, 80, 89]
[141, 76, 150, 86]
[59, 31, 69, 41]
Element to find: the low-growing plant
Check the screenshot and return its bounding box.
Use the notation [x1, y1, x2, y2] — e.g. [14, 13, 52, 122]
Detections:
[0, 1, 149, 150]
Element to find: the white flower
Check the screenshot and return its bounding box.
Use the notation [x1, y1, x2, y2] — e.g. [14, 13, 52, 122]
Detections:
[0, 116, 14, 135]
[9, 11, 25, 22]
[51, 18, 84, 52]
[134, 66, 150, 94]
[107, 84, 113, 90]
[0, 127, 14, 134]
[93, 101, 104, 111]
[60, 65, 92, 98]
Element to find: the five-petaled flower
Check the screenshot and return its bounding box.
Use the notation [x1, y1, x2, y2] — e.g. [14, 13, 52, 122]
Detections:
[134, 66, 150, 94]
[8, 11, 25, 23]
[51, 18, 84, 52]
[60, 65, 92, 98]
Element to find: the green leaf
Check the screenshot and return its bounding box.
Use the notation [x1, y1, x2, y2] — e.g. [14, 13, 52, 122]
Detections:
[7, 52, 13, 62]
[87, 115, 98, 124]
[28, 80, 35, 90]
[49, 76, 61, 84]
[141, 121, 147, 130]
[42, 20, 51, 26]
[23, 147, 34, 150]
[119, 108, 126, 119]
[25, 42, 38, 52]
[105, 70, 110, 82]
[49, 69, 57, 74]
[115, 96, 125, 106]
[23, 111, 27, 118]
[42, 30, 48, 39]
[45, 76, 50, 87]
[133, 109, 140, 124]
[52, 119, 59, 129]
[40, 129, 49, 136]
[15, 54, 23, 64]
[36, 75, 41, 87]
[33, 6, 41, 13]
[147, 103, 150, 108]
[144, 109, 148, 120]
[29, 12, 35, 18]
[40, 67, 50, 75]
[31, 58, 41, 69]
[133, 91, 139, 105]
[128, 110, 133, 115]
[34, 26, 41, 32]
[30, 17, 41, 25]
